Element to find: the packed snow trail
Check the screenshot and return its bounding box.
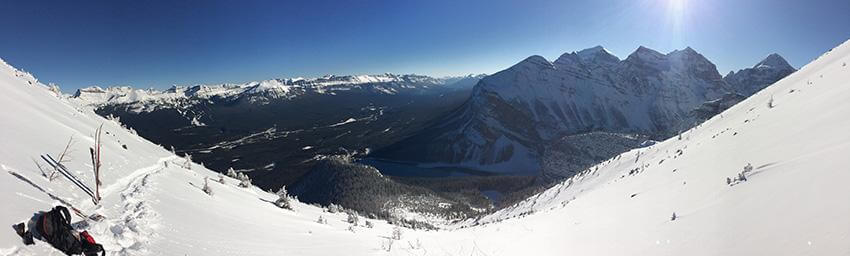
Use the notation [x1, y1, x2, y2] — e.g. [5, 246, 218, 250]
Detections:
[88, 158, 175, 256]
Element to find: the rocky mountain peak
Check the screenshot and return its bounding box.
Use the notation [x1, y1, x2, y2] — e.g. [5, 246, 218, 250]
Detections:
[511, 55, 554, 71]
[755, 53, 794, 71]
[576, 45, 620, 63]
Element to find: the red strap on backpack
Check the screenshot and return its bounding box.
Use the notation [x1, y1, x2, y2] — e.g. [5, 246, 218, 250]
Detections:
[80, 231, 96, 244]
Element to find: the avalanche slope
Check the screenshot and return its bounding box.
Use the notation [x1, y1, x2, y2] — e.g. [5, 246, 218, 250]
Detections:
[2, 37, 850, 256]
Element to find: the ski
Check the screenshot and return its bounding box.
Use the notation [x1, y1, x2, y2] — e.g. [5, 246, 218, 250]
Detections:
[90, 124, 103, 203]
[44, 154, 95, 196]
[41, 154, 95, 199]
[46, 154, 96, 196]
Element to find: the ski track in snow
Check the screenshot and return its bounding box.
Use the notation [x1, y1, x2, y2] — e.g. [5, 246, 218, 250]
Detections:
[93, 157, 175, 255]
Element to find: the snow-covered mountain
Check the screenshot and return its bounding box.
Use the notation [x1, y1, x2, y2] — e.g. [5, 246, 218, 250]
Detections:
[66, 73, 483, 191]
[724, 53, 797, 95]
[376, 46, 793, 174]
[1, 38, 848, 255]
[71, 74, 479, 111]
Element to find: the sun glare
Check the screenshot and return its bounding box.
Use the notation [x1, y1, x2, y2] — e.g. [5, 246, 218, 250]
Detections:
[666, 0, 687, 47]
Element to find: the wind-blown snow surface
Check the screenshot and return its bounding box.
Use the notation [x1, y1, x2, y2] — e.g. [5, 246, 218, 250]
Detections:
[2, 38, 850, 255]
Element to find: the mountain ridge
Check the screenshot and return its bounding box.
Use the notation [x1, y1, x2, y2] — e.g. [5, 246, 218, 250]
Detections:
[374, 45, 794, 175]
[71, 73, 485, 110]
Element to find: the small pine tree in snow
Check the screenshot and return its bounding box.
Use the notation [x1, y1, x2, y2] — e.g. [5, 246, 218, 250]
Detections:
[768, 96, 775, 108]
[217, 173, 226, 184]
[274, 186, 292, 210]
[317, 216, 326, 224]
[202, 177, 213, 196]
[170, 145, 176, 155]
[183, 154, 192, 170]
[237, 172, 252, 188]
[391, 226, 402, 240]
[381, 237, 394, 252]
[226, 167, 238, 178]
[365, 220, 374, 228]
[671, 212, 677, 221]
[346, 210, 359, 225]
[678, 130, 682, 140]
[327, 203, 341, 213]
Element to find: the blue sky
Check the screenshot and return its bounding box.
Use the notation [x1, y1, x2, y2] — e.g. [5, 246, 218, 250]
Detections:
[1, 0, 848, 91]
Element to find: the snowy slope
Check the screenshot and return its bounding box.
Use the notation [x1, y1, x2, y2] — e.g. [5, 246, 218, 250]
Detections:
[398, 40, 850, 255]
[2, 37, 849, 255]
[0, 60, 417, 255]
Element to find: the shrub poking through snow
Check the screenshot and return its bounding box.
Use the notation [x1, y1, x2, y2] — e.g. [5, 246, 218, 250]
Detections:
[381, 237, 394, 252]
[202, 177, 213, 196]
[346, 210, 359, 225]
[327, 203, 341, 213]
[48, 135, 77, 182]
[671, 212, 677, 221]
[217, 174, 226, 184]
[237, 172, 252, 188]
[391, 226, 402, 240]
[183, 154, 192, 170]
[727, 163, 754, 186]
[317, 215, 327, 224]
[407, 239, 422, 250]
[274, 186, 292, 210]
[226, 167, 238, 178]
[768, 96, 775, 108]
[365, 220, 374, 228]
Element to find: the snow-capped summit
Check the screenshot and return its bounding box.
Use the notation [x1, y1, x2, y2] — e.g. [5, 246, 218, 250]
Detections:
[725, 53, 796, 95]
[378, 45, 786, 174]
[576, 45, 620, 64]
[625, 45, 667, 65]
[511, 55, 554, 71]
[553, 45, 620, 72]
[755, 53, 794, 70]
[71, 73, 466, 111]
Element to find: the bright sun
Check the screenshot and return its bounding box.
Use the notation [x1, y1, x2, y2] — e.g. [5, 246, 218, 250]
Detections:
[665, 0, 688, 46]
[668, 0, 686, 14]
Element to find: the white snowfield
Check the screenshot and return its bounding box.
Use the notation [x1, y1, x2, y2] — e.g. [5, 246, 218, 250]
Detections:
[2, 39, 850, 256]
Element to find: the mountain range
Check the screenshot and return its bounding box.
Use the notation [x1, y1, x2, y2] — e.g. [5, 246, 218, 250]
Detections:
[375, 46, 795, 175]
[1, 39, 847, 255]
[71, 73, 485, 188]
[67, 45, 795, 213]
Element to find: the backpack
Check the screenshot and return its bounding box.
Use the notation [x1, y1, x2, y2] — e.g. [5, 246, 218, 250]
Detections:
[36, 206, 104, 256]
